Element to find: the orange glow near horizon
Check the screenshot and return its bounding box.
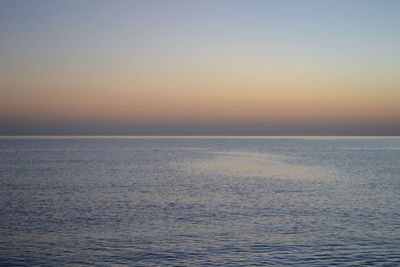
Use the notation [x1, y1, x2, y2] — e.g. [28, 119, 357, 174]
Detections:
[1, 63, 399, 125]
[1, 76, 399, 124]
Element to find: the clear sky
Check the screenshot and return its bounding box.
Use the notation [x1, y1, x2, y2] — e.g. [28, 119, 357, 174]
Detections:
[1, 0, 399, 135]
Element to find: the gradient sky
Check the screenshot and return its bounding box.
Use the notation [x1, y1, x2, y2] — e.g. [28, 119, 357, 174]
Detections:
[1, 0, 399, 135]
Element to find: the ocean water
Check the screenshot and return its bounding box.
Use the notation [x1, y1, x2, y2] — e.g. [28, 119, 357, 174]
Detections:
[0, 137, 399, 266]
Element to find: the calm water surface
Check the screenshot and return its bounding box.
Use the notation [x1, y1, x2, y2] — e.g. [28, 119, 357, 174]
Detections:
[1, 137, 400, 266]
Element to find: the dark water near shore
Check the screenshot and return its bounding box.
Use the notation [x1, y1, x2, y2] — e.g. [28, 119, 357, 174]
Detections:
[1, 137, 400, 266]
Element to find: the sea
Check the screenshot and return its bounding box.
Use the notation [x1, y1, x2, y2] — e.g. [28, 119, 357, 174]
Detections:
[0, 136, 399, 266]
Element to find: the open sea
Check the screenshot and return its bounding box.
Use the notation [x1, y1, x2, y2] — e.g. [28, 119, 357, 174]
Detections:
[0, 136, 399, 266]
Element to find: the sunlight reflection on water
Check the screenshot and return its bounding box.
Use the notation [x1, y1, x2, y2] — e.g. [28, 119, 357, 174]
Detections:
[191, 151, 343, 181]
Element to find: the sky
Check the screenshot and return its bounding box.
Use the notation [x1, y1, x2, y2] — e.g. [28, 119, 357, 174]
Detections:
[1, 0, 399, 135]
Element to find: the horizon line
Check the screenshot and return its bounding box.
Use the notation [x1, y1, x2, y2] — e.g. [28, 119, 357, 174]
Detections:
[1, 135, 399, 139]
